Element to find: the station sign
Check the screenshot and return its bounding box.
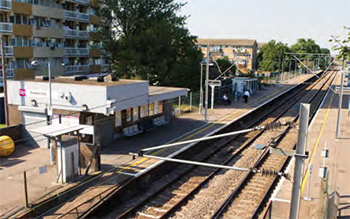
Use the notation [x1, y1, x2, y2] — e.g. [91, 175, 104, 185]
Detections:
[208, 80, 222, 87]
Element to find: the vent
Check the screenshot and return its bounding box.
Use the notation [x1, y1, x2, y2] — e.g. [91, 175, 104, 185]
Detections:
[75, 76, 88, 81]
[43, 76, 55, 81]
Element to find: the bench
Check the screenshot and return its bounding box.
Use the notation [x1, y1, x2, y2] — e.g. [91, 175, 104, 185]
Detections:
[153, 116, 169, 127]
[122, 124, 143, 137]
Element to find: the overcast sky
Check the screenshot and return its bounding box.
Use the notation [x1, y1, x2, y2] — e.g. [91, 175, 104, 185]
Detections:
[177, 0, 349, 52]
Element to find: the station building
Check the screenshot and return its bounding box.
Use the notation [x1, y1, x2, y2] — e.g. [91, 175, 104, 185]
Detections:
[6, 75, 188, 148]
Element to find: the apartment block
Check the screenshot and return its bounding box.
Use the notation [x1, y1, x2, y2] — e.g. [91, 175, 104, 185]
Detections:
[197, 38, 258, 73]
[0, 0, 107, 87]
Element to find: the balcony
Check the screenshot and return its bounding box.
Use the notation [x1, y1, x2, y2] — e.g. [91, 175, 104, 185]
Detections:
[0, 22, 12, 33]
[0, 69, 14, 79]
[64, 10, 89, 22]
[0, 0, 11, 10]
[64, 28, 89, 39]
[65, 65, 90, 74]
[0, 46, 13, 56]
[64, 48, 89, 56]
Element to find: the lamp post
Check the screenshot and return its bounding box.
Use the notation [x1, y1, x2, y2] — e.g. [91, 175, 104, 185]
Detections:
[205, 44, 210, 122]
[199, 62, 204, 114]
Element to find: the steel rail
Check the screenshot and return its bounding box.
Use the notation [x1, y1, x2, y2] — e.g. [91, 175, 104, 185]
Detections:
[114, 71, 326, 219]
[211, 69, 336, 219]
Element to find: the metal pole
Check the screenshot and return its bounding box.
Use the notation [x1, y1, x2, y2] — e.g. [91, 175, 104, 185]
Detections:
[289, 103, 310, 219]
[0, 33, 9, 126]
[189, 91, 192, 111]
[210, 85, 214, 110]
[178, 96, 181, 115]
[278, 50, 281, 84]
[140, 127, 257, 152]
[199, 63, 203, 114]
[23, 171, 29, 208]
[48, 61, 52, 124]
[336, 63, 345, 139]
[205, 44, 209, 122]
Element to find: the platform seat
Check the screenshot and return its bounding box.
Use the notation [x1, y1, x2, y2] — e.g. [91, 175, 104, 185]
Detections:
[153, 116, 169, 127]
[122, 124, 143, 137]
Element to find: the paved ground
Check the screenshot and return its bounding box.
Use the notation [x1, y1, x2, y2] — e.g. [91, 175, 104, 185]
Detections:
[0, 74, 314, 217]
[270, 72, 350, 218]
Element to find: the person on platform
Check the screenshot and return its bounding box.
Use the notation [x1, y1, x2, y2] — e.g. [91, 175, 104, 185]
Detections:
[243, 90, 250, 103]
[222, 93, 231, 105]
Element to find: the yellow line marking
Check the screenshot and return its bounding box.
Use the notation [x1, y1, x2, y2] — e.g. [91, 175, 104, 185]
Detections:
[115, 86, 290, 174]
[300, 90, 335, 194]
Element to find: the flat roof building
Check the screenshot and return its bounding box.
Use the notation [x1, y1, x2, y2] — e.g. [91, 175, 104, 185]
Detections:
[7, 76, 188, 148]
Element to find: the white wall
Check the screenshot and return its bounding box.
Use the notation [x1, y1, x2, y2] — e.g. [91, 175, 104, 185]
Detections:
[107, 82, 149, 111]
[7, 80, 107, 114]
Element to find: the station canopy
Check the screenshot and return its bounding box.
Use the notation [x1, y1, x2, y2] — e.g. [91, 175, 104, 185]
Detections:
[31, 123, 91, 138]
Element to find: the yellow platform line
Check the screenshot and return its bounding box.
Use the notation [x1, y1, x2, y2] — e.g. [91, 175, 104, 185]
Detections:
[115, 86, 288, 174]
[300, 91, 335, 194]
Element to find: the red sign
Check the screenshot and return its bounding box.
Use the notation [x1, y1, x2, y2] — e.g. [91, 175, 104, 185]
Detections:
[19, 89, 26, 96]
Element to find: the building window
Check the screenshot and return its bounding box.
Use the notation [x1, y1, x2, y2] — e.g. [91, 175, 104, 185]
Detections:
[115, 111, 121, 127]
[15, 58, 30, 69]
[140, 105, 148, 118]
[126, 109, 132, 122]
[149, 103, 154, 116]
[133, 107, 139, 121]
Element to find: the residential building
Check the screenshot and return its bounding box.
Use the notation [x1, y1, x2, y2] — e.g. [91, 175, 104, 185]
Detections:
[257, 42, 266, 53]
[0, 0, 106, 89]
[196, 38, 258, 73]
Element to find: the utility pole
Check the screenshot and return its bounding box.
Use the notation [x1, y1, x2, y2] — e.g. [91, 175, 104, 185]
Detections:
[199, 63, 203, 114]
[290, 103, 310, 219]
[204, 44, 209, 122]
[336, 61, 345, 139]
[0, 33, 9, 126]
[278, 50, 281, 84]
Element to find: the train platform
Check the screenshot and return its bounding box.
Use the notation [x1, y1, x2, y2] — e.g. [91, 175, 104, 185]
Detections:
[0, 73, 314, 218]
[269, 72, 350, 218]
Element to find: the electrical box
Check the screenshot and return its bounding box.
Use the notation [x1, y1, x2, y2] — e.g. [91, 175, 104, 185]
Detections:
[318, 166, 328, 179]
[57, 137, 79, 183]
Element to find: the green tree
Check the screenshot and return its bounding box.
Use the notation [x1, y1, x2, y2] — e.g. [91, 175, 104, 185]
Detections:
[330, 26, 350, 64]
[93, 0, 203, 90]
[257, 40, 289, 72]
[215, 57, 236, 76]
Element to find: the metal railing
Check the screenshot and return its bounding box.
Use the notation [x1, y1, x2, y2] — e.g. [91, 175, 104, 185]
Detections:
[65, 65, 90, 74]
[64, 29, 89, 39]
[0, 46, 13, 56]
[0, 69, 14, 78]
[0, 22, 13, 33]
[64, 10, 89, 22]
[0, 0, 11, 9]
[64, 48, 89, 56]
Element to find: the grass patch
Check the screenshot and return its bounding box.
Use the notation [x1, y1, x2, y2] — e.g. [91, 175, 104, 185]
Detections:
[0, 124, 6, 128]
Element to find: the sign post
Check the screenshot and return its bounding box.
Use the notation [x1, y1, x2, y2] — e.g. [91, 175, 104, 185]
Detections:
[208, 80, 222, 110]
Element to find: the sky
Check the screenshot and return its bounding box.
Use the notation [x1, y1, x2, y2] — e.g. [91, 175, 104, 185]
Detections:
[177, 0, 350, 53]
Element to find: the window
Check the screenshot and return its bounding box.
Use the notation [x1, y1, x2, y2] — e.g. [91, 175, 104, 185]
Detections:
[140, 105, 148, 118]
[15, 58, 26, 68]
[115, 111, 121, 127]
[133, 107, 139, 121]
[149, 103, 154, 116]
[126, 109, 132, 122]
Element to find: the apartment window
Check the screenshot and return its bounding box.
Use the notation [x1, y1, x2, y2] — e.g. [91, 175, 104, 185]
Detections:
[10, 14, 29, 25]
[90, 58, 100, 65]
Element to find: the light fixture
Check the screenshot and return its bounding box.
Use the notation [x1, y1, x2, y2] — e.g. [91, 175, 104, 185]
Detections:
[82, 104, 88, 111]
[31, 99, 37, 106]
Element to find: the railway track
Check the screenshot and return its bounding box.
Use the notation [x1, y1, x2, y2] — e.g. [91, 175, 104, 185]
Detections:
[212, 70, 337, 219]
[98, 70, 336, 219]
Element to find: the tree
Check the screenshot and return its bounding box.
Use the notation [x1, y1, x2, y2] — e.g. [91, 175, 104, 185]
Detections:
[257, 40, 289, 72]
[290, 38, 322, 56]
[330, 26, 350, 64]
[215, 57, 236, 76]
[93, 0, 203, 90]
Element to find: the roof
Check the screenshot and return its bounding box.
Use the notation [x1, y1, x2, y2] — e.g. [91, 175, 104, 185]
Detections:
[258, 43, 266, 49]
[149, 86, 188, 102]
[30, 124, 89, 138]
[11, 77, 145, 87]
[196, 38, 257, 46]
